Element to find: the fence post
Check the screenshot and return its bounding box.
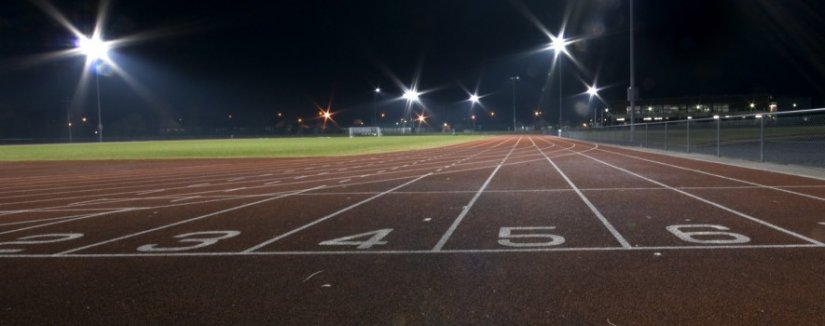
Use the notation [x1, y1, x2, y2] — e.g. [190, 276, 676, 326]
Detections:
[760, 116, 764, 162]
[686, 119, 691, 153]
[664, 121, 669, 151]
[716, 117, 722, 157]
[644, 123, 648, 147]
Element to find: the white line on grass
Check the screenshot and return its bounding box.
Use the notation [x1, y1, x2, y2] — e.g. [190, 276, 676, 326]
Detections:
[529, 137, 632, 249]
[432, 137, 523, 251]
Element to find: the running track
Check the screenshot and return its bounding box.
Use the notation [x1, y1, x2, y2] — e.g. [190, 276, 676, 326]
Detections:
[2, 135, 825, 324]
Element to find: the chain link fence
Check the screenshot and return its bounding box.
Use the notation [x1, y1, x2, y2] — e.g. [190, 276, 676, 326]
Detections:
[565, 108, 825, 167]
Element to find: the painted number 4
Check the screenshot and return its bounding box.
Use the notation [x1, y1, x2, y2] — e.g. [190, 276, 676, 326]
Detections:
[319, 229, 393, 249]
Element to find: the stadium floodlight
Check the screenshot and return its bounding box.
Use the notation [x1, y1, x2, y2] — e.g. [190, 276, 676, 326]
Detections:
[586, 85, 598, 97]
[76, 34, 111, 143]
[403, 89, 421, 102]
[76, 35, 110, 63]
[374, 87, 381, 93]
[548, 33, 571, 132]
[468, 94, 480, 104]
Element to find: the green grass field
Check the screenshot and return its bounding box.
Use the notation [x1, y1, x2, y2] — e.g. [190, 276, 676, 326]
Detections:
[0, 135, 489, 161]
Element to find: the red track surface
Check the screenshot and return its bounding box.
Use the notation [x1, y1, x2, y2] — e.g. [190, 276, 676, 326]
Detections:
[2, 135, 825, 324]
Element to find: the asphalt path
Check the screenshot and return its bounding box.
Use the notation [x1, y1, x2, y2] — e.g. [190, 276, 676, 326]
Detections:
[2, 135, 825, 324]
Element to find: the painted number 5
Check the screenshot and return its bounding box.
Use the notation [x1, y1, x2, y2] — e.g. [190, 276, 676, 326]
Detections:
[137, 231, 240, 252]
[498, 227, 565, 247]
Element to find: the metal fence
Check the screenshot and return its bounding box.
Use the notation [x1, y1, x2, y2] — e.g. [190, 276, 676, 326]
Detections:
[565, 108, 825, 167]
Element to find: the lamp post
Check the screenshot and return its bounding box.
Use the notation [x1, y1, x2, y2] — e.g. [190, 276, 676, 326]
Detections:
[587, 85, 598, 126]
[76, 35, 110, 142]
[468, 93, 480, 131]
[373, 87, 381, 127]
[402, 89, 421, 134]
[629, 0, 637, 142]
[549, 35, 569, 135]
[509, 76, 519, 132]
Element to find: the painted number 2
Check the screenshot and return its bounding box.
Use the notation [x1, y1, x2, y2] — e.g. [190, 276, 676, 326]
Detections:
[0, 233, 84, 253]
[137, 231, 240, 252]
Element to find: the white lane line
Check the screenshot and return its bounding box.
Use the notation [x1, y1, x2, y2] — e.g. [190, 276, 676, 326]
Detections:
[136, 189, 165, 195]
[170, 196, 200, 203]
[0, 209, 135, 236]
[243, 174, 433, 253]
[432, 137, 522, 251]
[228, 177, 246, 182]
[1, 243, 821, 258]
[257, 174, 273, 177]
[186, 183, 210, 188]
[598, 147, 825, 202]
[338, 179, 351, 184]
[223, 187, 247, 193]
[265, 180, 281, 185]
[529, 137, 632, 249]
[54, 185, 326, 256]
[578, 151, 825, 246]
[67, 198, 111, 207]
[294, 176, 307, 180]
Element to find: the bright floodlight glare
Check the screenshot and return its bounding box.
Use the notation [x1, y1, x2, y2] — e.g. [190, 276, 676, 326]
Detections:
[549, 34, 569, 54]
[586, 86, 598, 97]
[469, 94, 480, 103]
[375, 87, 381, 93]
[77, 35, 109, 61]
[403, 89, 420, 102]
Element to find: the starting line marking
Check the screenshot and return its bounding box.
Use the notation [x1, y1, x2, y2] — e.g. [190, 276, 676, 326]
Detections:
[0, 243, 822, 258]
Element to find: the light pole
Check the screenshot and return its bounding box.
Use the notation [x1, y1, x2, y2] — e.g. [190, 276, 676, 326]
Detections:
[373, 87, 381, 127]
[549, 35, 569, 135]
[76, 35, 110, 142]
[587, 85, 598, 126]
[509, 76, 519, 132]
[468, 94, 480, 131]
[629, 0, 637, 142]
[402, 89, 421, 134]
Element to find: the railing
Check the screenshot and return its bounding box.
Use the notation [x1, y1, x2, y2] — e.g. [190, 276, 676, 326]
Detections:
[565, 108, 825, 167]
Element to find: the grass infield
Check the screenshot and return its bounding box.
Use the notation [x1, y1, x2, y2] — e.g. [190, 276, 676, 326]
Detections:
[0, 135, 489, 161]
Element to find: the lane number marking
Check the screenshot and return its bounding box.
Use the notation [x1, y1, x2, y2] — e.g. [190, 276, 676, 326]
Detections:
[319, 229, 392, 249]
[666, 224, 751, 244]
[0, 233, 84, 253]
[137, 231, 240, 252]
[498, 226, 566, 247]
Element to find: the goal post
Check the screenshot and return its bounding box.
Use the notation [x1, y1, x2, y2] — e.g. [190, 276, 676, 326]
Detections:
[348, 126, 383, 137]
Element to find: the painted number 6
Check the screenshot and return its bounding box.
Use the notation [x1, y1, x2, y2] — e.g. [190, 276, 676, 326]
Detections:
[666, 224, 750, 244]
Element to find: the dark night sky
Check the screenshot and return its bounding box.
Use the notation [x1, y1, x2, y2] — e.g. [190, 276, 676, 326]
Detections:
[2, 0, 825, 138]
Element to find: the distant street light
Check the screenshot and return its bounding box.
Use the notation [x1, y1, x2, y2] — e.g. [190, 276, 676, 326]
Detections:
[373, 87, 381, 126]
[76, 34, 110, 142]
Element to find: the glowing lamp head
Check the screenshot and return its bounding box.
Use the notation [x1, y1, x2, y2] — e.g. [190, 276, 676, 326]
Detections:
[323, 111, 332, 119]
[76, 35, 109, 61]
[416, 115, 426, 122]
[468, 94, 480, 104]
[586, 86, 598, 97]
[549, 35, 569, 54]
[403, 89, 420, 102]
[374, 87, 381, 93]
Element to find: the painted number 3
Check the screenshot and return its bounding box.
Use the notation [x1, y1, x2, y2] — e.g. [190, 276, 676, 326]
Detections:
[137, 231, 240, 252]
